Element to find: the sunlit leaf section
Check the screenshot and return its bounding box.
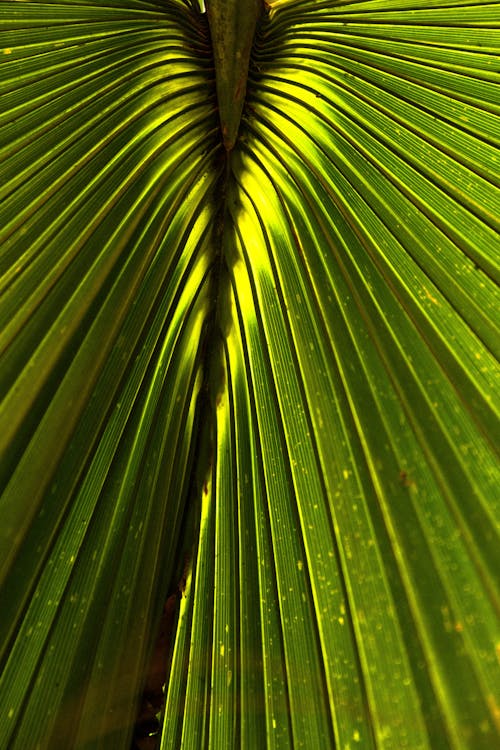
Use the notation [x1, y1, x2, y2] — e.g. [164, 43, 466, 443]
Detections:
[224, 0, 499, 747]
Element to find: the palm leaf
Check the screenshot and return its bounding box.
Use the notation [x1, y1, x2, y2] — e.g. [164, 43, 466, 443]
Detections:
[0, 1, 499, 748]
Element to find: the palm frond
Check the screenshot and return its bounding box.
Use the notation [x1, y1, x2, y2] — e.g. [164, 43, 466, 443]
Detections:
[0, 1, 498, 748]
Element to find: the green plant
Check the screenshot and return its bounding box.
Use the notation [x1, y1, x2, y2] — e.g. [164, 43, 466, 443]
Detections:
[0, 1, 498, 748]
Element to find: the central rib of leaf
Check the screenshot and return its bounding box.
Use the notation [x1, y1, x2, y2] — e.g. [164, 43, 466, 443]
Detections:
[179, 0, 265, 548]
[206, 0, 264, 151]
[196, 0, 264, 441]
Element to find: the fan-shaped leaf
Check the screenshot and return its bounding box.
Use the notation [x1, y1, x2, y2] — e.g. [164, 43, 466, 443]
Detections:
[0, 1, 498, 749]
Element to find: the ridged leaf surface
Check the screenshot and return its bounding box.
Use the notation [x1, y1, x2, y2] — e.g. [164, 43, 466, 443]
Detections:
[0, 1, 498, 748]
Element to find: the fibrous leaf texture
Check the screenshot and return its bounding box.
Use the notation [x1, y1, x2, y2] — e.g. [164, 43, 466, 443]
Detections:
[0, 1, 498, 749]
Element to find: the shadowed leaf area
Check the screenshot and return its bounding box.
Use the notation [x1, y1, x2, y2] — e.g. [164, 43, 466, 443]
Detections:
[0, 1, 499, 749]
